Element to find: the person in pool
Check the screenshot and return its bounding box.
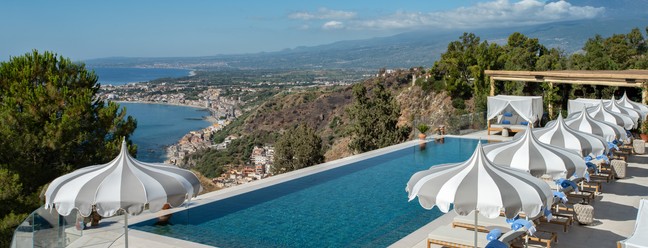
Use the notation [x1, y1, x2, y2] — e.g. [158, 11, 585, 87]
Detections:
[155, 203, 173, 225]
[435, 125, 446, 143]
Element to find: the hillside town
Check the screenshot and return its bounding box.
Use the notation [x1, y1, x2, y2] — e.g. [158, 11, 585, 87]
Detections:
[211, 145, 275, 188]
[98, 82, 280, 190]
[99, 82, 242, 119]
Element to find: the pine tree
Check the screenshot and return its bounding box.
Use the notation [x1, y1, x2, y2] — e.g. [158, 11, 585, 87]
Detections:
[347, 81, 410, 153]
[0, 50, 137, 246]
[273, 125, 323, 174]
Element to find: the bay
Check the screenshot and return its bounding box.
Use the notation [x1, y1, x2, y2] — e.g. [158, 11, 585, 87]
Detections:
[91, 67, 192, 86]
[119, 102, 211, 162]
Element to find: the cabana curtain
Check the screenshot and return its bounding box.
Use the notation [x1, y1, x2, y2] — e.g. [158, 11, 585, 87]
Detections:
[487, 95, 543, 124]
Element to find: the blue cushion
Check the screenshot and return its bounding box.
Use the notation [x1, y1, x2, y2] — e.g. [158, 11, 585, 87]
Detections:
[502, 120, 511, 124]
[486, 240, 508, 248]
[487, 229, 502, 241]
[503, 112, 513, 117]
[511, 219, 533, 231]
[520, 121, 529, 125]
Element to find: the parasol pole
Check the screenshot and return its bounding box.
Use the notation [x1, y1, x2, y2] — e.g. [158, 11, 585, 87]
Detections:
[474, 209, 478, 248]
[524, 215, 529, 248]
[124, 210, 129, 248]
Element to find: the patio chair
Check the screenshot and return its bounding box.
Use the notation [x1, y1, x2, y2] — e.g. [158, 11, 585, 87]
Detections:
[618, 199, 648, 248]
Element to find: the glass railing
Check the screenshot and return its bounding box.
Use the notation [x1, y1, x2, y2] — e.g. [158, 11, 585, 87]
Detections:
[11, 206, 82, 248]
[447, 111, 487, 135]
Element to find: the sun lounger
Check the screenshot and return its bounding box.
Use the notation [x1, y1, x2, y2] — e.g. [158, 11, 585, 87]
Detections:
[427, 225, 525, 248]
[452, 213, 512, 233]
[452, 213, 557, 247]
[611, 150, 629, 161]
[553, 180, 595, 204]
[539, 213, 572, 233]
[427, 225, 490, 248]
[526, 229, 558, 248]
[618, 199, 648, 248]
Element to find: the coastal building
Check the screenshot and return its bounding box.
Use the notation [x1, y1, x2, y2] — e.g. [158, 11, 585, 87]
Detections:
[248, 145, 275, 176]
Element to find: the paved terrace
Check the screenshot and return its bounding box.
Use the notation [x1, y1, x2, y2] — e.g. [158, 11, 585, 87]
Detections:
[64, 130, 644, 247]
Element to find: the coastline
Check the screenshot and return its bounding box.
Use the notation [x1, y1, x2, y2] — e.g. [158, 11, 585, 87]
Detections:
[113, 100, 217, 124]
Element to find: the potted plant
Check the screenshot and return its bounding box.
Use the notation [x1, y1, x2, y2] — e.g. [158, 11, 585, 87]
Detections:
[417, 124, 430, 140]
[641, 121, 648, 142]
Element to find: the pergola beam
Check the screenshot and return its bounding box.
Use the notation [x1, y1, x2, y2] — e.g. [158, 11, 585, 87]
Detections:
[485, 69, 648, 104]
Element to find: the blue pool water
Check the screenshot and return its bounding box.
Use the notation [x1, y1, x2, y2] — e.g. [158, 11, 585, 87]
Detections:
[133, 138, 481, 247]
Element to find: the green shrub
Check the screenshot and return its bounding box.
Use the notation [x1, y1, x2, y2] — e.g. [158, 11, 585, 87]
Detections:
[452, 98, 466, 110]
[417, 124, 430, 134]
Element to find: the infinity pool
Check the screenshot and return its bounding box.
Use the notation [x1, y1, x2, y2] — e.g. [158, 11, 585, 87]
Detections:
[133, 138, 480, 247]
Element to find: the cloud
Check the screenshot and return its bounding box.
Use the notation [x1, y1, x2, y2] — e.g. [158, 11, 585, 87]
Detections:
[322, 21, 344, 30]
[354, 0, 604, 30]
[288, 8, 356, 20]
[290, 0, 604, 31]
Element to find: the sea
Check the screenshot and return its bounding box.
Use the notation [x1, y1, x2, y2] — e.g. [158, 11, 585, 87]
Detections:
[93, 67, 211, 162]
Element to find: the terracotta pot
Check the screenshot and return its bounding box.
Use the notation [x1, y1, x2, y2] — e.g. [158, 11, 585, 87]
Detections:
[418, 133, 427, 140]
[641, 133, 648, 142]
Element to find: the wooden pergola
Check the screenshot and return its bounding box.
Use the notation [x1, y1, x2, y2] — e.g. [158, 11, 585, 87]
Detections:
[484, 70, 648, 116]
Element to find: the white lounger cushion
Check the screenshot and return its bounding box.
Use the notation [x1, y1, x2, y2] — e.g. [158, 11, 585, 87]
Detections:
[428, 225, 490, 247]
[453, 212, 512, 230]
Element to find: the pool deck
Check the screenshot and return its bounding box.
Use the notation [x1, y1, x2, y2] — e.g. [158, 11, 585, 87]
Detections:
[391, 130, 645, 248]
[66, 130, 645, 247]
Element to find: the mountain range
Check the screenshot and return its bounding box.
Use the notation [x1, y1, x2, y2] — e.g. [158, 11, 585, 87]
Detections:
[86, 17, 648, 70]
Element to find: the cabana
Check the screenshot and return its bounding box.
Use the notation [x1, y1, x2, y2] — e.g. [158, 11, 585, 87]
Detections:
[487, 95, 543, 135]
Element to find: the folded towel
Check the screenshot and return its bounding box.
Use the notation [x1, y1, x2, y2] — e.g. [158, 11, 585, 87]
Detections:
[520, 121, 529, 125]
[487, 228, 502, 241]
[503, 112, 513, 117]
[502, 120, 511, 124]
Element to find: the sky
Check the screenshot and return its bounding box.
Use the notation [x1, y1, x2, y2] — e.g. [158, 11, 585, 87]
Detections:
[1, 0, 607, 61]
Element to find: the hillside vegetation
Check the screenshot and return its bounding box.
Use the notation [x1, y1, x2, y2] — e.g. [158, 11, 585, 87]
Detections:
[190, 26, 648, 179]
[3, 25, 648, 246]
